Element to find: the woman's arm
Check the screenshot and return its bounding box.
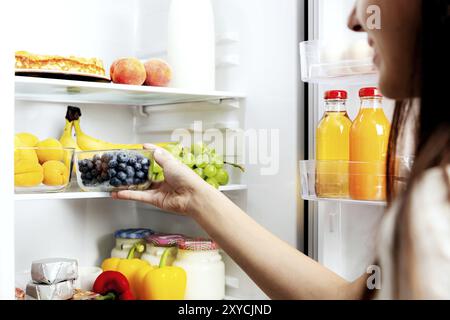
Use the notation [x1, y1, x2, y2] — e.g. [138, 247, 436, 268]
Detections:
[189, 185, 367, 300]
[114, 145, 367, 300]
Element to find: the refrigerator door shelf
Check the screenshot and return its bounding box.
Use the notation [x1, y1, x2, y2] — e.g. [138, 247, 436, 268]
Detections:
[300, 160, 413, 206]
[302, 195, 386, 207]
[300, 40, 378, 85]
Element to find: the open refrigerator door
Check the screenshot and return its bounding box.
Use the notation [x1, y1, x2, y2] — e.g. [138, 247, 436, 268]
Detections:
[302, 0, 415, 282]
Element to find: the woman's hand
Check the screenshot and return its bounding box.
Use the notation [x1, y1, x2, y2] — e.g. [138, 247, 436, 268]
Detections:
[111, 144, 210, 216]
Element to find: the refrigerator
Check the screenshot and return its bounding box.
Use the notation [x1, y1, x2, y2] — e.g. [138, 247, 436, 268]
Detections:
[0, 0, 389, 300]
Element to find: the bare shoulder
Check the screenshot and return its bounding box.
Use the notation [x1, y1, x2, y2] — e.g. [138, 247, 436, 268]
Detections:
[411, 166, 450, 207]
[410, 166, 450, 299]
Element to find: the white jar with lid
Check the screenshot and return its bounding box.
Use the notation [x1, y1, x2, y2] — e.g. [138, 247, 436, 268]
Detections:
[110, 229, 154, 259]
[173, 239, 225, 300]
[141, 234, 185, 267]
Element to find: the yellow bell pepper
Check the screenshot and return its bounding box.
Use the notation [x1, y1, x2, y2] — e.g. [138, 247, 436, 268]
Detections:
[133, 247, 186, 300]
[141, 266, 186, 300]
[101, 242, 149, 298]
[102, 243, 186, 300]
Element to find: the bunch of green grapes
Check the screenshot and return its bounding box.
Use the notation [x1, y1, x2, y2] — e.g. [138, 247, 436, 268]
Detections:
[151, 142, 230, 189]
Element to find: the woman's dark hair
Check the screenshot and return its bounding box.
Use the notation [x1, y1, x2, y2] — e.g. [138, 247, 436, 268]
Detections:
[387, 0, 450, 299]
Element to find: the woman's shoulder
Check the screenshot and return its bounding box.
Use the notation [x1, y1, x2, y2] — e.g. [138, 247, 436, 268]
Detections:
[410, 165, 450, 299]
[410, 165, 450, 208]
[376, 165, 450, 299]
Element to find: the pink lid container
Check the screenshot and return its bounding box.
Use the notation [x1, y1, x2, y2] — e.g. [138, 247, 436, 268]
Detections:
[145, 234, 185, 247]
[178, 238, 220, 251]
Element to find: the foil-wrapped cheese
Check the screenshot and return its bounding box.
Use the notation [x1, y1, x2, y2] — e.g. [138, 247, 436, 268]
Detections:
[31, 258, 78, 285]
[26, 280, 75, 300]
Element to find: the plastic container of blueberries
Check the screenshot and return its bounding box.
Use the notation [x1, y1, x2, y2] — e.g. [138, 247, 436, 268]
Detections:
[75, 149, 154, 192]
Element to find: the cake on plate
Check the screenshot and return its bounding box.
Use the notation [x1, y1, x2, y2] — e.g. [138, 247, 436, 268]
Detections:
[15, 51, 106, 76]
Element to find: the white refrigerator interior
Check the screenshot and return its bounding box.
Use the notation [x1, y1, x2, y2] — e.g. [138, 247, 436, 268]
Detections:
[5, 0, 304, 300]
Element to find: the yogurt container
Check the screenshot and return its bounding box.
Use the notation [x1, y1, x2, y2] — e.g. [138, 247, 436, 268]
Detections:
[173, 238, 225, 300]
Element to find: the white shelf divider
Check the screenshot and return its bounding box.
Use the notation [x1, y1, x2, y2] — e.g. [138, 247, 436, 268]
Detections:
[15, 184, 247, 201]
[15, 76, 245, 107]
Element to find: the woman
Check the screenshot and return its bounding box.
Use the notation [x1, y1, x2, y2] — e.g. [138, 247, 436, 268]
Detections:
[113, 0, 450, 299]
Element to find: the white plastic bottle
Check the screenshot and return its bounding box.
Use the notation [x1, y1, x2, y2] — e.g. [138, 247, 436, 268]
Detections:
[167, 0, 216, 90]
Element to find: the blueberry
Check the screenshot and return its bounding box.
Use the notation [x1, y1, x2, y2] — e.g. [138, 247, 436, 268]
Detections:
[117, 171, 127, 181]
[78, 161, 85, 169]
[108, 159, 118, 168]
[86, 160, 94, 170]
[141, 158, 149, 166]
[79, 165, 89, 174]
[91, 169, 99, 177]
[118, 152, 129, 163]
[108, 168, 117, 178]
[133, 178, 143, 185]
[134, 163, 142, 171]
[128, 156, 137, 165]
[125, 178, 134, 186]
[95, 160, 102, 171]
[81, 173, 89, 181]
[135, 171, 145, 179]
[143, 165, 150, 172]
[136, 153, 144, 161]
[125, 166, 135, 178]
[85, 172, 93, 180]
[118, 163, 127, 171]
[110, 177, 121, 187]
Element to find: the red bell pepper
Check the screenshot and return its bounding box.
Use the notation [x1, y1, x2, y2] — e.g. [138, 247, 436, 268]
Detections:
[93, 271, 135, 300]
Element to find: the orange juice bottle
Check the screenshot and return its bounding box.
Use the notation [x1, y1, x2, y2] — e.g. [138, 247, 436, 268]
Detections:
[349, 87, 391, 201]
[316, 90, 352, 198]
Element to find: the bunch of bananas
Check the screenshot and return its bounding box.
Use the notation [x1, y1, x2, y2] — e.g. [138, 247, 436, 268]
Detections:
[61, 106, 143, 152]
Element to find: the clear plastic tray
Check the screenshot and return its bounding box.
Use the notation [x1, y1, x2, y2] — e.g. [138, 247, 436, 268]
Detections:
[300, 40, 378, 84]
[14, 147, 74, 194]
[299, 159, 413, 203]
[75, 149, 154, 192]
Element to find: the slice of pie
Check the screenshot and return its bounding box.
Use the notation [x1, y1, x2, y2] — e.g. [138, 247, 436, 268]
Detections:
[15, 51, 106, 76]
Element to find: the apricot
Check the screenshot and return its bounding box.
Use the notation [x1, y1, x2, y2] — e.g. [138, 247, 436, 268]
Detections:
[15, 159, 44, 187]
[110, 58, 146, 85]
[144, 59, 172, 87]
[36, 138, 64, 164]
[42, 161, 70, 186]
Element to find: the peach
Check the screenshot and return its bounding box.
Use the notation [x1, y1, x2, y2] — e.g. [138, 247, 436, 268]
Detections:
[110, 58, 146, 85]
[144, 59, 172, 87]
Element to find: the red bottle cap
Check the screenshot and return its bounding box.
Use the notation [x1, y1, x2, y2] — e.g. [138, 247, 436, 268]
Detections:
[359, 87, 383, 98]
[324, 90, 347, 100]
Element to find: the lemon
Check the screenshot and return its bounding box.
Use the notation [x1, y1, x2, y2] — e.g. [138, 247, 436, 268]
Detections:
[14, 159, 44, 187]
[36, 138, 64, 163]
[42, 161, 70, 186]
[15, 133, 39, 147]
[14, 136, 39, 164]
